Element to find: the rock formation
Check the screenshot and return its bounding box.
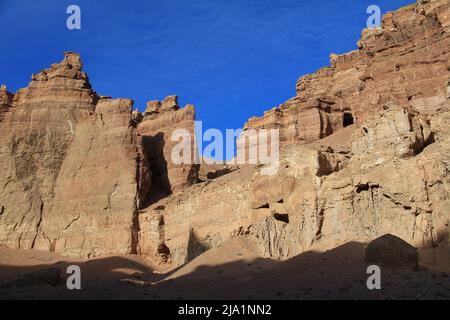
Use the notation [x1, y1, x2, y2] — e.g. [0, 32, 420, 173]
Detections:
[243, 0, 450, 146]
[0, 53, 148, 258]
[365, 234, 418, 270]
[138, 0, 450, 268]
[137, 96, 199, 196]
[0, 85, 13, 122]
[0, 0, 449, 273]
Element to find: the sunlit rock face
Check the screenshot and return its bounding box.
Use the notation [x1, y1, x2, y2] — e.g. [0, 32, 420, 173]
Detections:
[138, 0, 450, 269]
[0, 0, 449, 273]
[137, 96, 199, 196]
[0, 53, 151, 258]
[243, 0, 450, 146]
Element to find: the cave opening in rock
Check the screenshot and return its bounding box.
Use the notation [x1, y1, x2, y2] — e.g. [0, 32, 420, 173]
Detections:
[343, 112, 354, 127]
[273, 213, 289, 224]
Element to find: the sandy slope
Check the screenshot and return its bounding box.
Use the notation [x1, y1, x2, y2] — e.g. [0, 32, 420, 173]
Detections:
[1, 237, 449, 300]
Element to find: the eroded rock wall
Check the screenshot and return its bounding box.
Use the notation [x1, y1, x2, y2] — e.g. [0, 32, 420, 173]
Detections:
[243, 0, 450, 145]
[0, 0, 449, 270]
[137, 97, 199, 196]
[0, 53, 151, 258]
[137, 0, 450, 269]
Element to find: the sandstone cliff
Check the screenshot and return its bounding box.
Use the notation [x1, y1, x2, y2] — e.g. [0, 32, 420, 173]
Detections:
[243, 0, 450, 145]
[138, 0, 450, 269]
[0, 0, 449, 272]
[137, 96, 199, 196]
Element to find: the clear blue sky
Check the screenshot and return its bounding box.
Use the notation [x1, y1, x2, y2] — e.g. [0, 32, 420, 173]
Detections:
[0, 0, 412, 136]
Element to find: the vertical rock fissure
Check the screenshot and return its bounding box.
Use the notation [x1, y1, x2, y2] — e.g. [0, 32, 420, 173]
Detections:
[31, 198, 44, 249]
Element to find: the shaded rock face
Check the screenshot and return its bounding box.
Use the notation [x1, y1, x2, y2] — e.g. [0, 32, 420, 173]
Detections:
[137, 97, 199, 197]
[365, 234, 418, 270]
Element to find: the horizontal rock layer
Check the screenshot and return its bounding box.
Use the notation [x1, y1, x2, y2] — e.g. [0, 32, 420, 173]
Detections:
[0, 0, 449, 272]
[243, 0, 450, 145]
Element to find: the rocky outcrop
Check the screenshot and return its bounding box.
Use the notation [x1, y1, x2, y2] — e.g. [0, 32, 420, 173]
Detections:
[138, 99, 449, 267]
[0, 0, 449, 272]
[365, 234, 418, 270]
[0, 52, 201, 259]
[0, 85, 13, 122]
[137, 96, 199, 196]
[242, 0, 450, 147]
[351, 103, 434, 169]
[136, 0, 450, 269]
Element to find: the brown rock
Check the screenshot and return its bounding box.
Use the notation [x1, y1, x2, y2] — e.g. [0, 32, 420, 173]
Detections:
[0, 85, 13, 122]
[365, 234, 418, 269]
[0, 0, 449, 273]
[0, 53, 151, 258]
[242, 0, 450, 147]
[137, 100, 198, 194]
[351, 103, 433, 169]
[160, 95, 179, 112]
[144, 100, 160, 115]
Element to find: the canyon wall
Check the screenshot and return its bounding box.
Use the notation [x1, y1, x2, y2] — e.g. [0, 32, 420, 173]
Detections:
[137, 96, 199, 197]
[0, 0, 449, 270]
[243, 0, 450, 145]
[138, 0, 450, 268]
[0, 52, 197, 258]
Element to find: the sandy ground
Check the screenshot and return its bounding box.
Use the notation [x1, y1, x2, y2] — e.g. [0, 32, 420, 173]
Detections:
[0, 237, 449, 300]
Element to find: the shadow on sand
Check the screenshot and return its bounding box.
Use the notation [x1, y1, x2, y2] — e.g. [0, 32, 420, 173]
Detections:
[0, 232, 449, 299]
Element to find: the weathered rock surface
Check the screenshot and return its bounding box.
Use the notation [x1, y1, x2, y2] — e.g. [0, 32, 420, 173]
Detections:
[0, 0, 449, 274]
[136, 0, 450, 269]
[0, 53, 151, 258]
[0, 85, 13, 122]
[242, 0, 450, 146]
[0, 52, 202, 259]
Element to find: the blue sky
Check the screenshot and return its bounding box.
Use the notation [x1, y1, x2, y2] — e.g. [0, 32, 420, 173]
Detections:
[0, 0, 412, 141]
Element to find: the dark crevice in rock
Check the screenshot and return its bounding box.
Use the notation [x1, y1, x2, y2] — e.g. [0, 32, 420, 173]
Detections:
[62, 214, 80, 231]
[412, 130, 435, 157]
[256, 203, 270, 209]
[356, 183, 380, 194]
[155, 215, 171, 264]
[206, 167, 232, 180]
[382, 193, 415, 212]
[273, 213, 289, 224]
[157, 243, 171, 263]
[31, 198, 44, 249]
[187, 228, 210, 263]
[130, 203, 141, 255]
[313, 209, 325, 244]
